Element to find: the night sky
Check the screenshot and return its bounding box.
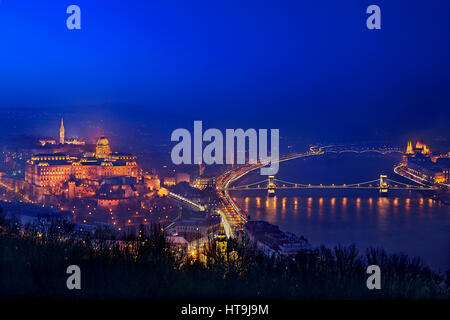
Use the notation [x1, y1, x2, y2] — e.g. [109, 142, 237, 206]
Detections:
[0, 0, 449, 146]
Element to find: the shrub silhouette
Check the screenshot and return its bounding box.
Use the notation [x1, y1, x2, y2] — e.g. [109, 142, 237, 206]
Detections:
[0, 218, 448, 300]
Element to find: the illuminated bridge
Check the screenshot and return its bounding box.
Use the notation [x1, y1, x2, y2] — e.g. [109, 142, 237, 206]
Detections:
[317, 145, 403, 155]
[222, 175, 433, 195]
[215, 146, 414, 238]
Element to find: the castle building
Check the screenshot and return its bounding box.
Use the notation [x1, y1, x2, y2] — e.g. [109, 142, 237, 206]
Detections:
[96, 136, 112, 158]
[26, 121, 139, 188]
[25, 151, 139, 187]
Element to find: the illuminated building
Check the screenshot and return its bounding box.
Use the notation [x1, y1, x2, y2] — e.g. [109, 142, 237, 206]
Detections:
[199, 233, 238, 266]
[406, 141, 414, 154]
[68, 180, 76, 200]
[25, 156, 138, 187]
[96, 136, 112, 158]
[39, 139, 57, 146]
[407, 154, 449, 184]
[40, 119, 85, 147]
[168, 216, 221, 238]
[406, 140, 431, 155]
[144, 174, 160, 190]
[192, 176, 216, 190]
[110, 152, 137, 161]
[158, 187, 169, 196]
[175, 173, 190, 184]
[62, 180, 97, 199]
[403, 140, 449, 184]
[245, 220, 309, 256]
[163, 177, 176, 186]
[414, 141, 431, 155]
[59, 118, 65, 144]
[443, 169, 450, 184]
[166, 236, 189, 249]
[64, 138, 86, 145]
[96, 184, 137, 207]
[436, 158, 450, 183]
[25, 136, 139, 187]
[158, 174, 190, 188]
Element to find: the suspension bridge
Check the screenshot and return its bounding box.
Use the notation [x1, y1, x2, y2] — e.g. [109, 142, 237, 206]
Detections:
[215, 147, 428, 238]
[222, 175, 434, 195]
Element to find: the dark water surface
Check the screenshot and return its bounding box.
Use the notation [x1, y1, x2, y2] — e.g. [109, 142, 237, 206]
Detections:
[232, 154, 450, 271]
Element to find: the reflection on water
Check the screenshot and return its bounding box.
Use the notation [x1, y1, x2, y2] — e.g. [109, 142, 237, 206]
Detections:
[307, 197, 312, 218]
[237, 194, 449, 269]
[233, 154, 450, 271]
[242, 196, 428, 221]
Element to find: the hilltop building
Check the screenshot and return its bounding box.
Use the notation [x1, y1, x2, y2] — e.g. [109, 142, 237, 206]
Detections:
[38, 118, 86, 147]
[25, 120, 139, 188]
[96, 136, 112, 158]
[25, 147, 138, 188]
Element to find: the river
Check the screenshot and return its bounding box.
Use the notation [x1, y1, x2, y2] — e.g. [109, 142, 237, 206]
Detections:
[231, 153, 450, 272]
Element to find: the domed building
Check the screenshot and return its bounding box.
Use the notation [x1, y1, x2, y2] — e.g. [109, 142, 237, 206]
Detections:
[26, 122, 140, 189]
[96, 136, 112, 158]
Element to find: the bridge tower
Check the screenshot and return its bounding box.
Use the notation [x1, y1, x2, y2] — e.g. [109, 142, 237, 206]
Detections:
[379, 175, 389, 194]
[268, 175, 276, 197]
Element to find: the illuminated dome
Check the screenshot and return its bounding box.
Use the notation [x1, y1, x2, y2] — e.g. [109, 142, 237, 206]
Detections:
[96, 136, 111, 158]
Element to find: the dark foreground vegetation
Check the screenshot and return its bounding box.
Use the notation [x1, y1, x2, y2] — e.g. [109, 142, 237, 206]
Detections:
[0, 218, 449, 300]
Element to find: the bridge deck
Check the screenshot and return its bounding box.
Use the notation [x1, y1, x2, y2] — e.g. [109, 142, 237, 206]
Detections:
[225, 186, 432, 191]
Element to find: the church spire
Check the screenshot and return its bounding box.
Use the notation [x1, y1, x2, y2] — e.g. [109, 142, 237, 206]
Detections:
[406, 141, 413, 155]
[59, 118, 65, 144]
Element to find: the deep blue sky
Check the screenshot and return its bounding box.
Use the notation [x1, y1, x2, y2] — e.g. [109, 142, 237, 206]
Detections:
[0, 0, 449, 145]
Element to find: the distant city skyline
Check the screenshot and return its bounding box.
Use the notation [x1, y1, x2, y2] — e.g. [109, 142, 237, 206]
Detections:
[0, 107, 449, 154]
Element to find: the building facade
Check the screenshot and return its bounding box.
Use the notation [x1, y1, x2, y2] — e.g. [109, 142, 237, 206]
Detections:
[25, 136, 139, 187]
